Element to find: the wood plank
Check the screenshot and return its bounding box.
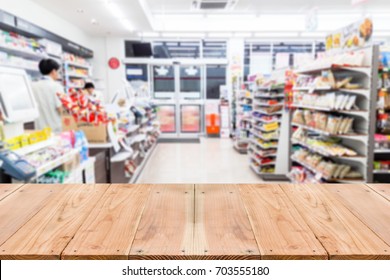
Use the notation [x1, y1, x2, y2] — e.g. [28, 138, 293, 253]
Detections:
[0, 184, 60, 249]
[367, 184, 390, 201]
[325, 184, 390, 247]
[193, 184, 260, 260]
[240, 184, 328, 260]
[129, 184, 194, 260]
[0, 184, 23, 201]
[62, 184, 151, 260]
[280, 184, 390, 260]
[0, 184, 110, 260]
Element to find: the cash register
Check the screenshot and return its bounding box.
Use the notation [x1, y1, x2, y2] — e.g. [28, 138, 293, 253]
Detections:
[0, 147, 36, 182]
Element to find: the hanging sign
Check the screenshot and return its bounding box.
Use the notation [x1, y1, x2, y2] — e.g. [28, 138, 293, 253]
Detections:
[325, 17, 373, 52]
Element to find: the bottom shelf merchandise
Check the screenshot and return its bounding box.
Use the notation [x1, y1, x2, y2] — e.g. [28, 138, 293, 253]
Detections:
[373, 160, 390, 174]
[291, 149, 363, 182]
[20, 130, 89, 182]
[250, 161, 275, 175]
[288, 167, 321, 183]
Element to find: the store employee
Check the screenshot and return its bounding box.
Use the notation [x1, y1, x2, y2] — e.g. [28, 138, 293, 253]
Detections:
[84, 82, 103, 102]
[32, 59, 64, 133]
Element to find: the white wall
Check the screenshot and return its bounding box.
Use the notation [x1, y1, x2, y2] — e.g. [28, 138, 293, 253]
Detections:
[104, 37, 126, 102]
[0, 0, 92, 48]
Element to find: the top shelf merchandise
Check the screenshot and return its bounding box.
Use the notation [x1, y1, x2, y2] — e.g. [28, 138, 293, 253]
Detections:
[0, 29, 47, 77]
[63, 52, 92, 92]
[289, 45, 379, 184]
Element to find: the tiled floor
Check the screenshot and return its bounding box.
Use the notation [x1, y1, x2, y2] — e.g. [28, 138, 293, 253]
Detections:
[137, 138, 262, 184]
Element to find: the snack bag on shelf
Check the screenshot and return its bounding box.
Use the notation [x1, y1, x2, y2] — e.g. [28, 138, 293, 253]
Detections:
[57, 89, 112, 125]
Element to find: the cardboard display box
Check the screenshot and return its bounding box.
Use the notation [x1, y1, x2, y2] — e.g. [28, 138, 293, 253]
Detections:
[62, 115, 108, 143]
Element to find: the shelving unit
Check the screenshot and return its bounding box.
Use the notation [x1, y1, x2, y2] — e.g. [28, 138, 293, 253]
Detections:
[0, 31, 47, 80]
[373, 50, 390, 182]
[89, 108, 160, 184]
[233, 81, 254, 154]
[249, 72, 290, 181]
[63, 54, 92, 93]
[289, 45, 379, 183]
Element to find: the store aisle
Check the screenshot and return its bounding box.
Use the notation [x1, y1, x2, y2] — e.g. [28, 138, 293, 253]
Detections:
[137, 138, 262, 184]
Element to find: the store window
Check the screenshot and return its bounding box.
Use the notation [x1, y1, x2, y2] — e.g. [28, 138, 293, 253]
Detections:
[153, 41, 200, 59]
[180, 65, 201, 94]
[203, 41, 227, 58]
[246, 43, 273, 77]
[206, 65, 226, 99]
[153, 65, 175, 94]
[273, 42, 313, 69]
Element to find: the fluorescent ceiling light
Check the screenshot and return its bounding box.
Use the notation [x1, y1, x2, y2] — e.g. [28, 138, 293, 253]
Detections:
[121, 19, 134, 31]
[162, 33, 205, 38]
[104, 0, 134, 31]
[207, 14, 256, 20]
[155, 14, 205, 20]
[208, 33, 233, 38]
[104, 1, 125, 18]
[254, 32, 299, 38]
[139, 32, 160, 37]
[234, 33, 252, 38]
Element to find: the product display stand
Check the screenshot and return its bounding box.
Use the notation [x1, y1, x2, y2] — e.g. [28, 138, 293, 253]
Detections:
[63, 55, 92, 93]
[233, 80, 253, 154]
[289, 45, 379, 183]
[88, 111, 160, 184]
[373, 46, 390, 182]
[248, 72, 289, 181]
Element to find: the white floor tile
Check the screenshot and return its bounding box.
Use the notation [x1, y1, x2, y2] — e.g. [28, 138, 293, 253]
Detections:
[137, 138, 262, 184]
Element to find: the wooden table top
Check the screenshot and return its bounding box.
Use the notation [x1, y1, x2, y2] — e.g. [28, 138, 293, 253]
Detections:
[0, 183, 389, 260]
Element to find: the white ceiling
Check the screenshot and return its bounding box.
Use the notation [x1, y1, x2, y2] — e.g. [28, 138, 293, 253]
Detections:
[31, 0, 152, 36]
[30, 0, 390, 37]
[147, 0, 390, 13]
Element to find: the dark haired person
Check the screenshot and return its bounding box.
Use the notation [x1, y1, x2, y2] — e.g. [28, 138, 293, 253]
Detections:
[32, 59, 64, 133]
[84, 82, 102, 102]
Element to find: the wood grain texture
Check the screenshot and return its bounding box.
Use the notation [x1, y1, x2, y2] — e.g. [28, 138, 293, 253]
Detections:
[0, 184, 110, 260]
[325, 184, 390, 246]
[194, 184, 260, 260]
[129, 184, 194, 260]
[240, 184, 328, 260]
[0, 184, 60, 249]
[280, 184, 390, 260]
[62, 184, 151, 260]
[0, 184, 23, 201]
[367, 184, 390, 201]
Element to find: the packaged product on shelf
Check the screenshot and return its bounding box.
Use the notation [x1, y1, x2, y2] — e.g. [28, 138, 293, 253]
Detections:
[292, 149, 362, 180]
[375, 134, 390, 149]
[292, 110, 305, 124]
[303, 110, 313, 126]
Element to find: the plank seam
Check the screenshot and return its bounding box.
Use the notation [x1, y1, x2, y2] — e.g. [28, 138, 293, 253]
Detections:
[237, 185, 264, 260]
[59, 184, 113, 260]
[126, 185, 156, 260]
[277, 184, 330, 260]
[365, 184, 390, 202]
[326, 184, 390, 248]
[0, 184, 24, 202]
